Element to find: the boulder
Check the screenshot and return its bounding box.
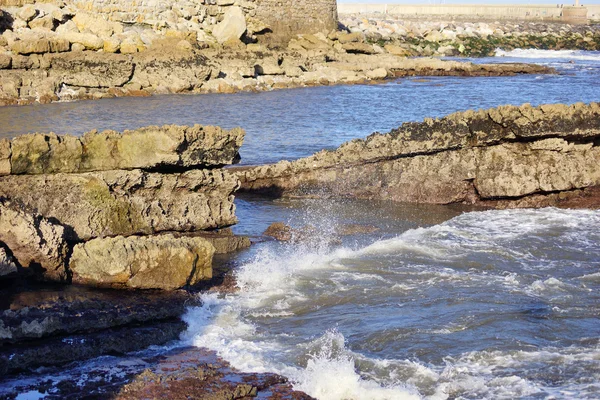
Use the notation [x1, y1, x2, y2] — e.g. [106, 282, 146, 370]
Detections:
[342, 42, 377, 54]
[60, 31, 104, 50]
[17, 5, 37, 22]
[0, 54, 11, 69]
[72, 12, 123, 38]
[9, 124, 245, 175]
[0, 200, 68, 281]
[28, 15, 55, 31]
[0, 169, 239, 241]
[69, 234, 214, 289]
[212, 6, 246, 44]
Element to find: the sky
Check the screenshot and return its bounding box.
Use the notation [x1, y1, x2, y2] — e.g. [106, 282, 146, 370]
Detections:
[337, 1, 600, 4]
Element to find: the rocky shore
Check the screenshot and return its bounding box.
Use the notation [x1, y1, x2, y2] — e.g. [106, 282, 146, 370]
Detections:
[340, 14, 600, 57]
[0, 1, 556, 106]
[235, 102, 600, 209]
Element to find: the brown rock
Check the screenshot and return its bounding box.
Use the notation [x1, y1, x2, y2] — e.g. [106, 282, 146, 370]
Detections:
[0, 200, 68, 281]
[263, 222, 293, 241]
[0, 138, 10, 175]
[0, 54, 11, 69]
[0, 169, 239, 241]
[49, 52, 133, 88]
[11, 38, 51, 55]
[69, 234, 214, 290]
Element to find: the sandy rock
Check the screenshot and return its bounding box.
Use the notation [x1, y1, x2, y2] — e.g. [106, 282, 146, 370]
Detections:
[384, 44, 411, 57]
[103, 37, 120, 53]
[11, 38, 50, 55]
[69, 234, 214, 289]
[0, 200, 68, 281]
[28, 15, 55, 31]
[255, 57, 283, 75]
[0, 139, 10, 175]
[55, 19, 78, 35]
[119, 33, 145, 54]
[61, 31, 104, 50]
[212, 6, 246, 44]
[342, 42, 376, 54]
[366, 67, 388, 80]
[334, 31, 365, 44]
[72, 12, 123, 38]
[17, 5, 37, 22]
[0, 54, 10, 69]
[0, 169, 239, 241]
[0, 246, 17, 277]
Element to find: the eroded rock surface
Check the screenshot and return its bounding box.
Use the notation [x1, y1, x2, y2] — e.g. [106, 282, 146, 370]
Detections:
[0, 200, 68, 281]
[69, 234, 214, 289]
[235, 102, 600, 208]
[0, 169, 239, 240]
[7, 124, 245, 175]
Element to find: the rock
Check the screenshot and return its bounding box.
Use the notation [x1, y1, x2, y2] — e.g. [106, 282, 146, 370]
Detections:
[236, 102, 600, 208]
[69, 234, 215, 289]
[0, 245, 17, 277]
[48, 38, 70, 53]
[342, 42, 376, 54]
[366, 67, 388, 80]
[0, 169, 239, 241]
[0, 200, 68, 281]
[177, 228, 251, 254]
[17, 5, 37, 22]
[9, 124, 244, 174]
[28, 15, 55, 31]
[255, 57, 283, 75]
[130, 50, 210, 92]
[212, 6, 246, 44]
[60, 31, 104, 50]
[11, 38, 51, 55]
[49, 52, 133, 88]
[334, 32, 365, 44]
[103, 37, 120, 53]
[384, 44, 411, 57]
[0, 54, 10, 69]
[0, 138, 10, 175]
[263, 222, 293, 241]
[119, 33, 146, 54]
[72, 12, 123, 38]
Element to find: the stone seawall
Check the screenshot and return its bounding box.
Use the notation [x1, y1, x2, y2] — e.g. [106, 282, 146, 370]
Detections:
[338, 3, 600, 22]
[235, 102, 600, 209]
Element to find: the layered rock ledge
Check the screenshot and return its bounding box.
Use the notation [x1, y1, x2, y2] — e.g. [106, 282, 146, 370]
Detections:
[235, 102, 600, 209]
[0, 123, 249, 287]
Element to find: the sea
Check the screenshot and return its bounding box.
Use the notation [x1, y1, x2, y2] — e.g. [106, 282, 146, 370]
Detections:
[1, 49, 599, 399]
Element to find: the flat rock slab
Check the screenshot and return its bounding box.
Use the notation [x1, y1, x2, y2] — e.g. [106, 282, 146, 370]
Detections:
[70, 234, 215, 289]
[0, 169, 239, 240]
[236, 102, 600, 207]
[8, 124, 245, 175]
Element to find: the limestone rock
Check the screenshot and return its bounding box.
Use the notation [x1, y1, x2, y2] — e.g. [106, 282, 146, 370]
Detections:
[0, 139, 10, 175]
[342, 42, 377, 54]
[17, 5, 37, 22]
[0, 54, 11, 69]
[72, 12, 123, 38]
[49, 52, 133, 88]
[236, 102, 600, 208]
[28, 15, 55, 31]
[69, 234, 214, 289]
[11, 38, 50, 55]
[212, 6, 246, 44]
[60, 31, 104, 50]
[9, 124, 244, 174]
[0, 200, 68, 281]
[255, 57, 283, 75]
[0, 169, 239, 241]
[0, 246, 17, 277]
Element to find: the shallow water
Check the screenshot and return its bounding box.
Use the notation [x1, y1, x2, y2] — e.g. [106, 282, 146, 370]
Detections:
[1, 50, 600, 399]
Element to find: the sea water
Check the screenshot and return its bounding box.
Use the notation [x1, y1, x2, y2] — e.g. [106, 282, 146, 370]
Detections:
[1, 50, 599, 399]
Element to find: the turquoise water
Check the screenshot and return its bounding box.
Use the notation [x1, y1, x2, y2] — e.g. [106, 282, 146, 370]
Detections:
[1, 50, 599, 399]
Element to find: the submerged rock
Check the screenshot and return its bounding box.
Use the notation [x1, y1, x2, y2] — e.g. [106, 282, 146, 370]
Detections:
[8, 124, 245, 175]
[0, 200, 68, 281]
[69, 234, 214, 289]
[235, 102, 600, 208]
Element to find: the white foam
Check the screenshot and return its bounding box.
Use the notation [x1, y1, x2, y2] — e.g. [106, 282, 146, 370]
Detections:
[495, 48, 600, 61]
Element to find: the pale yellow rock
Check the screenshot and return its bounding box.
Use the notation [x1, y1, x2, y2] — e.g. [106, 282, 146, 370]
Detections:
[103, 37, 121, 53]
[69, 234, 215, 290]
[72, 12, 123, 38]
[0, 139, 10, 175]
[366, 67, 388, 80]
[17, 5, 37, 22]
[61, 31, 104, 50]
[11, 38, 50, 55]
[212, 6, 246, 44]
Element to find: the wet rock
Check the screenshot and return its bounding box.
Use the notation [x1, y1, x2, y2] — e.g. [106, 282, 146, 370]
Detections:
[0, 200, 68, 281]
[8, 124, 245, 174]
[236, 102, 600, 208]
[69, 234, 214, 289]
[263, 222, 293, 241]
[0, 169, 239, 240]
